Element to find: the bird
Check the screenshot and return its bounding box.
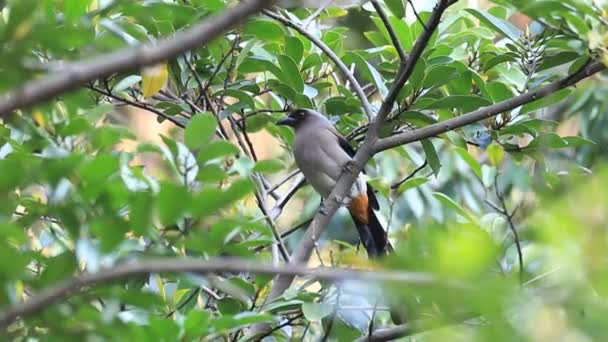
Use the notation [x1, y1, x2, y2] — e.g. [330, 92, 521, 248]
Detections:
[277, 108, 391, 258]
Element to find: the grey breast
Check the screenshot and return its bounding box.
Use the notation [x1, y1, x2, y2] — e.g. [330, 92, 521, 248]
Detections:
[293, 124, 351, 198]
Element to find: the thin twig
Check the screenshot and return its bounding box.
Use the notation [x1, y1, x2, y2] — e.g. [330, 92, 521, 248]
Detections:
[391, 160, 428, 189]
[407, 0, 429, 31]
[87, 85, 186, 128]
[303, 0, 334, 28]
[371, 0, 407, 62]
[493, 173, 524, 285]
[0, 0, 277, 117]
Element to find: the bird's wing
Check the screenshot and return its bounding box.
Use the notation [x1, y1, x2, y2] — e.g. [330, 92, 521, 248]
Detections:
[329, 129, 379, 210]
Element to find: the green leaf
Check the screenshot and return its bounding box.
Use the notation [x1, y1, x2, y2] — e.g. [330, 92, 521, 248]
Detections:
[285, 36, 304, 64]
[483, 53, 516, 72]
[433, 192, 478, 224]
[278, 55, 304, 93]
[185, 113, 217, 150]
[244, 19, 284, 41]
[80, 153, 119, 183]
[217, 297, 243, 316]
[221, 89, 255, 111]
[520, 89, 572, 115]
[424, 95, 492, 112]
[197, 164, 228, 183]
[396, 176, 428, 194]
[158, 182, 190, 225]
[130, 192, 153, 235]
[191, 179, 255, 218]
[486, 81, 514, 103]
[197, 140, 239, 165]
[423, 65, 459, 88]
[421, 139, 441, 176]
[40, 252, 76, 285]
[388, 15, 413, 49]
[64, 0, 91, 23]
[527, 133, 595, 149]
[538, 51, 581, 72]
[253, 159, 284, 174]
[454, 147, 482, 179]
[301, 302, 333, 322]
[409, 57, 427, 90]
[465, 9, 521, 41]
[342, 52, 389, 97]
[385, 0, 406, 18]
[184, 310, 210, 337]
[212, 312, 274, 332]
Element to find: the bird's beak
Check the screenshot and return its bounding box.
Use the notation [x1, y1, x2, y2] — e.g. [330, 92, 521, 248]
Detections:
[277, 116, 297, 127]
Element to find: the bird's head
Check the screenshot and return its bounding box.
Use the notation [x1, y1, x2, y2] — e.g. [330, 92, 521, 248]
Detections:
[276, 108, 328, 129]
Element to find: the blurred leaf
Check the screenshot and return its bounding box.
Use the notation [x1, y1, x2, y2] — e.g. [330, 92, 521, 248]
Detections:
[185, 113, 217, 150]
[421, 139, 441, 176]
[520, 88, 572, 114]
[433, 192, 478, 224]
[454, 147, 482, 179]
[396, 176, 428, 194]
[301, 302, 333, 322]
[385, 0, 405, 18]
[487, 143, 505, 166]
[244, 19, 284, 41]
[253, 159, 284, 174]
[191, 179, 255, 218]
[158, 182, 190, 225]
[184, 310, 210, 338]
[465, 9, 521, 41]
[141, 64, 168, 98]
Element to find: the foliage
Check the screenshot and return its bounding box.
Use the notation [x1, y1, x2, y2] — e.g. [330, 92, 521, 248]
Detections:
[0, 0, 607, 341]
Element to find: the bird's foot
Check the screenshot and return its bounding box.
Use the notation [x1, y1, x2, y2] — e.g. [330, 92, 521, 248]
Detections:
[334, 195, 352, 206]
[319, 206, 328, 216]
[342, 160, 356, 174]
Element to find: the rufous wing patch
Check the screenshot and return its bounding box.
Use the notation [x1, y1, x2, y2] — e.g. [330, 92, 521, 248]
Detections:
[348, 194, 369, 224]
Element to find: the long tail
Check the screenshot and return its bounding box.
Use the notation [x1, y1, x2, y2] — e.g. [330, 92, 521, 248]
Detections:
[347, 191, 391, 258]
[348, 188, 405, 324]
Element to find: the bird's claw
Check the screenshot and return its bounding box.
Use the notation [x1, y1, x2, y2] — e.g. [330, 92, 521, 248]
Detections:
[334, 195, 351, 206]
[342, 160, 356, 174]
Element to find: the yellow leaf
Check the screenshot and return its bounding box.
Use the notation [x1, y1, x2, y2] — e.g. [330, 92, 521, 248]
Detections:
[33, 111, 45, 129]
[141, 63, 168, 98]
[15, 280, 24, 300]
[88, 0, 99, 11]
[13, 19, 33, 40]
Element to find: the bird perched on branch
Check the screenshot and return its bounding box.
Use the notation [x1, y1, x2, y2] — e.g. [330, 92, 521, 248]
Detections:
[277, 108, 391, 257]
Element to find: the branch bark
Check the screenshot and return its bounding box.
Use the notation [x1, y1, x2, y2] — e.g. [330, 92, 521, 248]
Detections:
[0, 0, 276, 118]
[374, 61, 606, 152]
[0, 257, 445, 328]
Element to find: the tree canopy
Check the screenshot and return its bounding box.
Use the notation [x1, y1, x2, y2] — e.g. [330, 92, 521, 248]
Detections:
[0, 0, 607, 341]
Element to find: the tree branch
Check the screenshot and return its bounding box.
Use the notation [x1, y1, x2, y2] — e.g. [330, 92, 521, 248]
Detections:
[0, 257, 447, 328]
[371, 0, 407, 62]
[374, 61, 606, 152]
[262, 9, 374, 120]
[0, 0, 276, 117]
[368, 0, 452, 136]
[251, 1, 454, 334]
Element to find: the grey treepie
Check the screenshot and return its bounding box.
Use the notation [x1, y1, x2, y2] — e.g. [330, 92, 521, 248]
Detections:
[277, 108, 391, 257]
